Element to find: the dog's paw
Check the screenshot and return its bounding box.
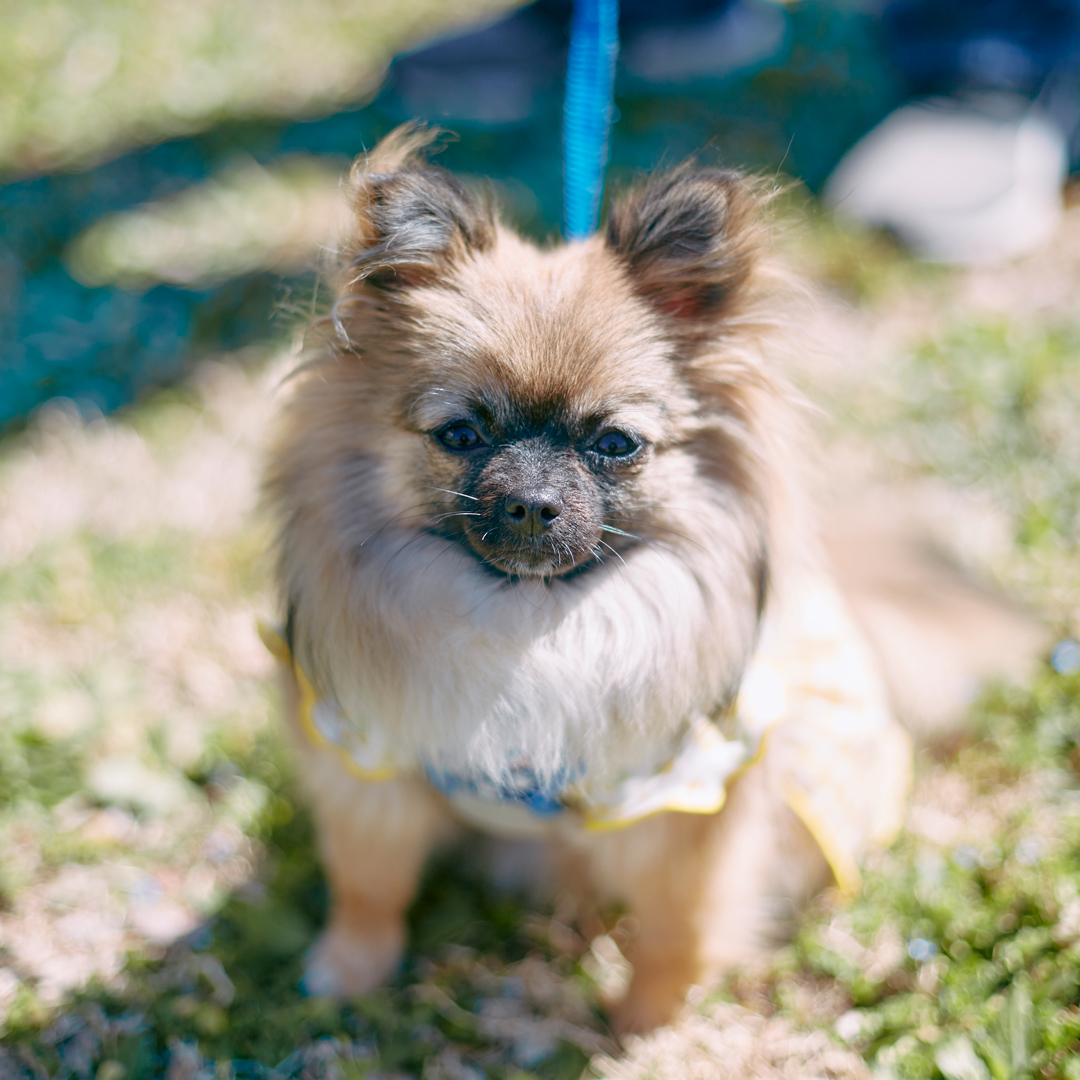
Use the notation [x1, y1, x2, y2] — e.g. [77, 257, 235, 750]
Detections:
[610, 983, 685, 1039]
[301, 923, 404, 999]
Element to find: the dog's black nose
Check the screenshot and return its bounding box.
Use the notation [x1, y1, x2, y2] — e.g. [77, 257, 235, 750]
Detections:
[504, 489, 563, 536]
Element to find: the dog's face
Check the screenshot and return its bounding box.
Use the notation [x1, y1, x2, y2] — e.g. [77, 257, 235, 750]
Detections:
[385, 234, 700, 580]
[272, 126, 777, 591]
[414, 368, 660, 579]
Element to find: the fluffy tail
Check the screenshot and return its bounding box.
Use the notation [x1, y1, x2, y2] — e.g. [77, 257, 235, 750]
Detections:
[824, 500, 1046, 741]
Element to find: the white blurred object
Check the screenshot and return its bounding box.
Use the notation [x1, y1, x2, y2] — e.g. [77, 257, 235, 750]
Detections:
[824, 93, 1068, 266]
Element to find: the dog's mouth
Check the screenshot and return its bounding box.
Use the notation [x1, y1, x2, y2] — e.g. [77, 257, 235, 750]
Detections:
[460, 528, 600, 578]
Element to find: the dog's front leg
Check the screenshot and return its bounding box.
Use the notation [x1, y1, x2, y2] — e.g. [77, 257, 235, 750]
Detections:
[580, 811, 714, 1034]
[581, 765, 830, 1035]
[303, 769, 453, 997]
[286, 680, 456, 997]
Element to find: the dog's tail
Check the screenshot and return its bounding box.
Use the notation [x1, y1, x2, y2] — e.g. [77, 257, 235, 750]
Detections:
[823, 499, 1046, 741]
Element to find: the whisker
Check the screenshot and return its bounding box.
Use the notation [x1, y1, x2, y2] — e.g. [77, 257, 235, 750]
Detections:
[378, 530, 447, 586]
[426, 486, 479, 502]
[599, 524, 643, 540]
[601, 523, 692, 563]
[355, 499, 485, 549]
[608, 516, 710, 553]
[597, 538, 628, 569]
[414, 538, 465, 587]
[430, 511, 481, 525]
[600, 520, 683, 558]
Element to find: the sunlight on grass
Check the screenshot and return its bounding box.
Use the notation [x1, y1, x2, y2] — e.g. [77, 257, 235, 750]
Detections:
[874, 322, 1080, 611]
[0, 0, 515, 175]
[65, 157, 350, 289]
[773, 667, 1080, 1080]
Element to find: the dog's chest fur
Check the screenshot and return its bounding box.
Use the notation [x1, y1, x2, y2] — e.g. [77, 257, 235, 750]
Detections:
[289, 528, 757, 792]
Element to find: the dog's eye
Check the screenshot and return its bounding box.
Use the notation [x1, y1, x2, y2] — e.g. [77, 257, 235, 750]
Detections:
[436, 422, 484, 451]
[593, 430, 637, 457]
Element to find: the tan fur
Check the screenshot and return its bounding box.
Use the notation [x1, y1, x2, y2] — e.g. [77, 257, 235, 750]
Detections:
[281, 671, 459, 997]
[570, 760, 831, 1030]
[262, 126, 1010, 1036]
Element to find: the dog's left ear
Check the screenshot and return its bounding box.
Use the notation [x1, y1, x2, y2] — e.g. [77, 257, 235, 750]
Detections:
[605, 170, 763, 331]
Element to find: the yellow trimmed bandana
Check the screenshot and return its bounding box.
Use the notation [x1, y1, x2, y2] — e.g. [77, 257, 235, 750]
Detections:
[260, 574, 911, 891]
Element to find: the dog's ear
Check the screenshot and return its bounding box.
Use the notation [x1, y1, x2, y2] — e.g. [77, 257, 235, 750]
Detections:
[605, 170, 763, 331]
[343, 124, 495, 292]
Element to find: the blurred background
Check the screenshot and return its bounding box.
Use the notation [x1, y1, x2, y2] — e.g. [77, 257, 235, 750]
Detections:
[3, 0, 1079, 431]
[4, 3, 1080, 1079]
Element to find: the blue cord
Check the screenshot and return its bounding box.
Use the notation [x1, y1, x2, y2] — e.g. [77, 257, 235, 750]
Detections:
[563, 0, 619, 240]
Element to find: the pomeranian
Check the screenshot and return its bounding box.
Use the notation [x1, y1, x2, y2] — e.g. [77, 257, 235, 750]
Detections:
[261, 124, 917, 1034]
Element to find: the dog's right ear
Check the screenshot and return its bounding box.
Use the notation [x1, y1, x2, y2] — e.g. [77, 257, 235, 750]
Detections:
[343, 124, 495, 293]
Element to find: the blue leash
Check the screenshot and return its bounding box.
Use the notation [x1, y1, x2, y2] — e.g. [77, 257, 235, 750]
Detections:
[563, 0, 619, 240]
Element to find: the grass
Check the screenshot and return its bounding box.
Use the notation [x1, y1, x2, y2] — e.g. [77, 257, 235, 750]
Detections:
[2, 0, 1080, 1066]
[0, 0, 513, 176]
[1, 213, 1079, 1080]
[890, 322, 1080, 603]
[757, 667, 1080, 1080]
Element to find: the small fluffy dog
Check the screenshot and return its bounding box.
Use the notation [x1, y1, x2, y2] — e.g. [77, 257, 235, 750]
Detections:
[262, 125, 914, 1034]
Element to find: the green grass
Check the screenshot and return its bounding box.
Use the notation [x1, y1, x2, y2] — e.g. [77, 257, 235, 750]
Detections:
[3, 55, 1080, 1069]
[3, 757, 600, 1077]
[0, 0, 513, 175]
[896, 323, 1080, 596]
[756, 666, 1080, 1080]
[3, 251, 1079, 1080]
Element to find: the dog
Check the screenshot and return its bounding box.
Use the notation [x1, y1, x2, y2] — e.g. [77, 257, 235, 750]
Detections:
[261, 123, 919, 1035]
